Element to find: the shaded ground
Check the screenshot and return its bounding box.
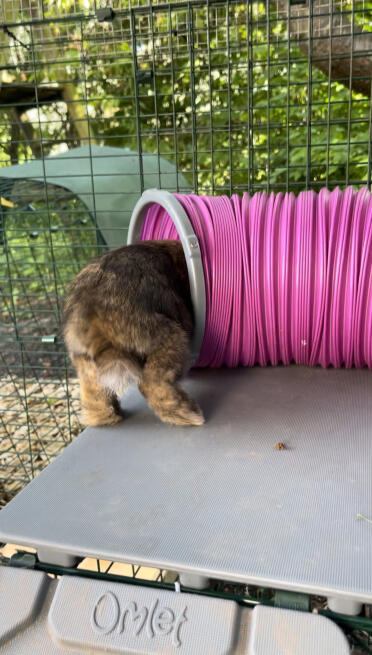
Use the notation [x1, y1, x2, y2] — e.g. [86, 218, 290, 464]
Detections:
[0, 302, 69, 379]
[0, 375, 81, 507]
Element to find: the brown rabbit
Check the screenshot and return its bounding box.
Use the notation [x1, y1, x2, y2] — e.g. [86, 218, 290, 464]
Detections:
[62, 240, 204, 428]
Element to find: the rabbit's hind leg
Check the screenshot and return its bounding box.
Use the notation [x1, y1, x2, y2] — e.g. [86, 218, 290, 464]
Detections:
[138, 320, 204, 427]
[73, 353, 123, 427]
[74, 347, 142, 427]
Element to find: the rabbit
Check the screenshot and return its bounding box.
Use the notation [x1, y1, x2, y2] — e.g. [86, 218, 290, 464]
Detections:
[62, 240, 204, 428]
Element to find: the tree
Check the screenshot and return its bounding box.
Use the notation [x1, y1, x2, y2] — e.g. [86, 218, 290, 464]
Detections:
[0, 0, 371, 189]
[277, 0, 372, 97]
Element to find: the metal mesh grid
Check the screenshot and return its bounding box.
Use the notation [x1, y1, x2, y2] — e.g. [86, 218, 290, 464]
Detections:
[1, 0, 372, 498]
[1, 1, 372, 647]
[1, 177, 101, 502]
[0, 2, 372, 627]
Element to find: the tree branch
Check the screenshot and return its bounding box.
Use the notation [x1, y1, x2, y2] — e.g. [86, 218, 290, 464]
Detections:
[0, 83, 63, 108]
[276, 0, 372, 97]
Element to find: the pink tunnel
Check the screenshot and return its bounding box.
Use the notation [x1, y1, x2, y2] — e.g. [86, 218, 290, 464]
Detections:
[129, 188, 372, 369]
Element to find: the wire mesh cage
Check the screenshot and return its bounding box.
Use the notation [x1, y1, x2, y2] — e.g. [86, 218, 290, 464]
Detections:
[0, 176, 100, 502]
[1, 1, 372, 649]
[0, 0, 371, 530]
[1, 0, 372, 496]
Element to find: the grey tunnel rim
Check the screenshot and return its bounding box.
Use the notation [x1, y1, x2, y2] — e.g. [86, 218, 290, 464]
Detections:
[127, 189, 206, 365]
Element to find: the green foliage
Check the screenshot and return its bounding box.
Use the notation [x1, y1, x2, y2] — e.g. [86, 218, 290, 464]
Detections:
[1, 1, 371, 193]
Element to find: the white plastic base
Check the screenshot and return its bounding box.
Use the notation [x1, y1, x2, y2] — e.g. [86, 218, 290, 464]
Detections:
[0, 567, 351, 654]
[1, 366, 371, 605]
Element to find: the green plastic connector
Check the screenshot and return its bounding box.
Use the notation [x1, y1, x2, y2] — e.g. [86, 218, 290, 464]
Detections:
[9, 551, 37, 569]
[274, 590, 310, 612]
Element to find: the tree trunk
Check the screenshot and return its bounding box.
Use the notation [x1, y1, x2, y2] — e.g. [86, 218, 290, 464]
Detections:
[61, 84, 96, 145]
[276, 0, 372, 97]
[12, 107, 42, 159]
[9, 112, 20, 164]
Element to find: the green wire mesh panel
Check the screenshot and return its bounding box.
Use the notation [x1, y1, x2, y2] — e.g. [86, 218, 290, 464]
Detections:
[0, 1, 372, 494]
[1, 2, 372, 647]
[0, 178, 101, 504]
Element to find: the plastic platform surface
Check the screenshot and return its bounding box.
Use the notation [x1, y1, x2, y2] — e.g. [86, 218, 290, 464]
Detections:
[0, 566, 350, 654]
[1, 366, 372, 602]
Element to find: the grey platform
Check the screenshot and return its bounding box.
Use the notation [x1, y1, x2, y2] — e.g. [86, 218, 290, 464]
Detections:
[0, 566, 350, 654]
[1, 366, 372, 606]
